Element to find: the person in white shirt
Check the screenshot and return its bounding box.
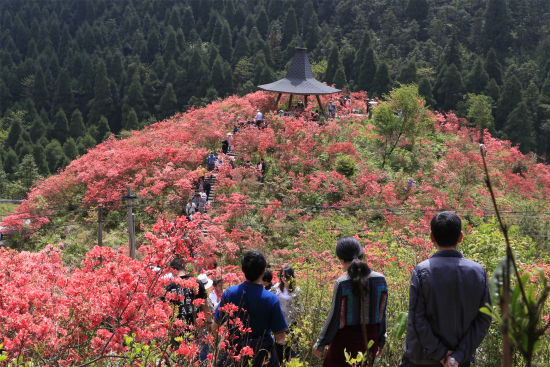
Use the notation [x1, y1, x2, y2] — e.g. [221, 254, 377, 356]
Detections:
[255, 109, 263, 127]
[208, 277, 224, 310]
[272, 266, 302, 361]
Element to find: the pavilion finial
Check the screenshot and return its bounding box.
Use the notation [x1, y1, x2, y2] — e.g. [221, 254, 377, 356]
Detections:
[300, 21, 304, 48]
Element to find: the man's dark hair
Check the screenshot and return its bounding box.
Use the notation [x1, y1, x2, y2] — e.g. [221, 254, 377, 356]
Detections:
[169, 257, 185, 271]
[241, 250, 267, 281]
[430, 211, 462, 247]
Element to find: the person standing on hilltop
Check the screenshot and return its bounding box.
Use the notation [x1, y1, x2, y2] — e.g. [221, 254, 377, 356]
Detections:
[255, 109, 263, 127]
[313, 237, 388, 367]
[400, 212, 491, 367]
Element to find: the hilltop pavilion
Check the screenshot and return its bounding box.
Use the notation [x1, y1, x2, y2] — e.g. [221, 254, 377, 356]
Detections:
[258, 46, 341, 115]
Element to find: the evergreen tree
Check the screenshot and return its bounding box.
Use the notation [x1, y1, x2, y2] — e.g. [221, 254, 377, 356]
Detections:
[32, 144, 48, 174]
[496, 75, 522, 130]
[418, 78, 435, 106]
[16, 154, 40, 190]
[88, 60, 113, 125]
[53, 69, 74, 114]
[96, 115, 111, 141]
[211, 56, 226, 96]
[357, 48, 376, 91]
[436, 63, 465, 111]
[333, 65, 347, 89]
[483, 0, 511, 54]
[6, 119, 22, 148]
[52, 108, 69, 143]
[256, 8, 269, 38]
[164, 26, 179, 61]
[504, 101, 535, 153]
[324, 45, 340, 84]
[219, 23, 233, 61]
[467, 94, 494, 130]
[78, 134, 96, 155]
[123, 107, 139, 130]
[232, 30, 250, 64]
[372, 62, 392, 97]
[353, 33, 371, 79]
[406, 0, 429, 22]
[69, 109, 85, 137]
[398, 61, 418, 84]
[540, 70, 550, 104]
[159, 83, 178, 117]
[441, 33, 461, 70]
[485, 49, 503, 84]
[63, 137, 78, 160]
[30, 117, 46, 142]
[305, 12, 320, 51]
[32, 68, 49, 111]
[485, 78, 500, 103]
[467, 58, 489, 93]
[44, 139, 64, 173]
[282, 8, 298, 48]
[4, 148, 19, 175]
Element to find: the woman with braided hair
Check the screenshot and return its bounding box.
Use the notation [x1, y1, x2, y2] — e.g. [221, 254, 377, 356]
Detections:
[313, 236, 388, 367]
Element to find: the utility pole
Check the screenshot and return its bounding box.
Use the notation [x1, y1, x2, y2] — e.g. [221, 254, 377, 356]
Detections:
[123, 186, 137, 259]
[97, 205, 104, 247]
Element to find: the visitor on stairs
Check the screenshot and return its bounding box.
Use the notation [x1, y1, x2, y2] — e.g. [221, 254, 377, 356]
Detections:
[207, 152, 217, 171]
[208, 277, 224, 310]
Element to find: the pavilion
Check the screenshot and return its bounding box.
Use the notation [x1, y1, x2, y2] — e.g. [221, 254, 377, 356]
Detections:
[258, 46, 341, 115]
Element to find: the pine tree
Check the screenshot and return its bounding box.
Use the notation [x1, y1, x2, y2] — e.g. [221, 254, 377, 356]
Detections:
[372, 62, 392, 97]
[485, 49, 503, 84]
[159, 83, 178, 117]
[52, 108, 69, 143]
[16, 154, 40, 190]
[211, 56, 226, 96]
[496, 75, 522, 130]
[282, 8, 298, 48]
[53, 69, 74, 114]
[6, 119, 22, 148]
[305, 12, 320, 50]
[418, 78, 435, 106]
[219, 23, 233, 61]
[30, 117, 46, 142]
[406, 0, 429, 22]
[441, 33, 461, 70]
[4, 148, 19, 175]
[333, 65, 347, 89]
[123, 107, 139, 130]
[232, 30, 250, 64]
[96, 115, 111, 141]
[256, 8, 269, 38]
[540, 70, 550, 104]
[504, 101, 535, 153]
[32, 68, 49, 111]
[44, 139, 63, 173]
[485, 78, 500, 103]
[357, 48, 376, 91]
[69, 109, 85, 137]
[32, 144, 49, 174]
[436, 63, 465, 111]
[353, 33, 371, 79]
[324, 45, 340, 85]
[398, 61, 418, 84]
[164, 26, 179, 61]
[88, 60, 113, 125]
[467, 58, 489, 93]
[63, 137, 78, 160]
[483, 0, 511, 54]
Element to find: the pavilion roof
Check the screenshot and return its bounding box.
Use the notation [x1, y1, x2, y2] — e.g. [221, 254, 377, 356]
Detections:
[258, 47, 341, 95]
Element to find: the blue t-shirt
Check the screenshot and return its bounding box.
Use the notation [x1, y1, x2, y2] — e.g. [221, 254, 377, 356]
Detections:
[215, 281, 288, 338]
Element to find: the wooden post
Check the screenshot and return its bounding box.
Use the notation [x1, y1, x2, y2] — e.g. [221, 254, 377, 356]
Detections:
[123, 186, 137, 259]
[288, 94, 293, 110]
[304, 95, 308, 107]
[97, 205, 104, 247]
[275, 93, 282, 108]
[316, 95, 326, 117]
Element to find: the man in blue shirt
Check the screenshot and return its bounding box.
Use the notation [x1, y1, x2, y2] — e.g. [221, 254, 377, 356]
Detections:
[400, 212, 491, 367]
[213, 250, 288, 366]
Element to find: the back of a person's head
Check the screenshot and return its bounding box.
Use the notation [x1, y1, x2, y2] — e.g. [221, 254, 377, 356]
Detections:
[430, 211, 462, 247]
[336, 237, 371, 295]
[241, 250, 267, 281]
[169, 257, 185, 271]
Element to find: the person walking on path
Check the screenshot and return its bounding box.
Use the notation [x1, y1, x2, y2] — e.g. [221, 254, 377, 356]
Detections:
[207, 152, 217, 171]
[400, 211, 491, 367]
[213, 250, 288, 367]
[272, 266, 301, 362]
[313, 237, 388, 367]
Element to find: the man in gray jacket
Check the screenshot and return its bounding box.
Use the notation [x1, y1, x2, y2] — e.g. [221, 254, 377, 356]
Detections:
[400, 211, 491, 367]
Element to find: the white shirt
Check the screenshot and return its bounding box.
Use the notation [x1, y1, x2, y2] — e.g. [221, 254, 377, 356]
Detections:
[272, 283, 300, 325]
[255, 112, 263, 121]
[209, 291, 221, 310]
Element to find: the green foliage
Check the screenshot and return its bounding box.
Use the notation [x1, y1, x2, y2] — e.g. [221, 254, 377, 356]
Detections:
[467, 94, 495, 130]
[334, 154, 357, 178]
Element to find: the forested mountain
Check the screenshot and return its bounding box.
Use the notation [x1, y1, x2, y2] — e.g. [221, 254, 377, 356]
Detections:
[1, 0, 550, 198]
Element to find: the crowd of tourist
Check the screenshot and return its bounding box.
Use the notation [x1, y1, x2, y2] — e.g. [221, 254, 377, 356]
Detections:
[164, 211, 489, 367]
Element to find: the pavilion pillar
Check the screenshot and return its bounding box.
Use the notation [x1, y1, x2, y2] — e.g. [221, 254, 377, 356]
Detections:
[316, 95, 326, 117]
[275, 93, 282, 107]
[304, 95, 308, 107]
[288, 94, 293, 110]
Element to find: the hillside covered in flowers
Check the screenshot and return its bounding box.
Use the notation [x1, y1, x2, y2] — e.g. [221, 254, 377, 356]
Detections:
[1, 89, 549, 366]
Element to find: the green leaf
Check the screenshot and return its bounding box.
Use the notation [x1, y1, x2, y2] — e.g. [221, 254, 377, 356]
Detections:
[392, 311, 408, 339]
